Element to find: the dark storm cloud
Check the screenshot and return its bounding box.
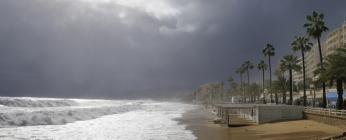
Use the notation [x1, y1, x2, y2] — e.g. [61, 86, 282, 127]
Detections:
[0, 0, 345, 98]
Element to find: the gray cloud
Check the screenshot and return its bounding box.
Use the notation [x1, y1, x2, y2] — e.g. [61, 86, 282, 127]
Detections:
[0, 0, 345, 98]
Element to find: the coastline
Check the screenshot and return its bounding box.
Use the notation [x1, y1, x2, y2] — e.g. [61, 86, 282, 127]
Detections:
[179, 105, 345, 140]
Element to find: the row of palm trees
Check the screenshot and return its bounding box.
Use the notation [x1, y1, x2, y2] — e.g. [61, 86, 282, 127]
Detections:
[231, 11, 345, 109]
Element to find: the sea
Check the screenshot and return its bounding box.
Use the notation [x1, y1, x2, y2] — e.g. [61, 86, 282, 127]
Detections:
[0, 97, 197, 140]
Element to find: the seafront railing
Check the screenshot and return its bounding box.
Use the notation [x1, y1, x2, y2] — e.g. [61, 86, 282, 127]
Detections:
[304, 107, 346, 119]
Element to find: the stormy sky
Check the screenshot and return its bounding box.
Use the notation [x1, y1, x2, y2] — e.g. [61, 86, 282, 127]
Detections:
[0, 0, 345, 98]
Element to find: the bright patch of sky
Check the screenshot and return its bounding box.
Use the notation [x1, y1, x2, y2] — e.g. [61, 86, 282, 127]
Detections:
[79, 0, 181, 19]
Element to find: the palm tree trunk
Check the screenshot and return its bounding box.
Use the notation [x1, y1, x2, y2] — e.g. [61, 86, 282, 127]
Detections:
[247, 69, 250, 103]
[228, 83, 231, 100]
[313, 87, 316, 107]
[269, 56, 273, 103]
[289, 69, 293, 105]
[317, 37, 327, 108]
[336, 79, 344, 110]
[302, 51, 307, 107]
[275, 90, 278, 104]
[283, 79, 287, 104]
[240, 74, 244, 103]
[262, 69, 266, 104]
[283, 88, 287, 104]
[247, 69, 250, 86]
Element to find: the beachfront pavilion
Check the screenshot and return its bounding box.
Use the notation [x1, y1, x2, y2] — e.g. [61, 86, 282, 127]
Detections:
[216, 104, 304, 126]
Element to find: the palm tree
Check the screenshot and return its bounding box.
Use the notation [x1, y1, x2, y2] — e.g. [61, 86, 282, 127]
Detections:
[319, 47, 346, 109]
[242, 61, 254, 102]
[257, 60, 268, 104]
[221, 82, 225, 101]
[242, 61, 254, 86]
[228, 76, 234, 88]
[272, 80, 281, 104]
[304, 11, 328, 108]
[227, 76, 238, 99]
[275, 68, 288, 104]
[262, 44, 275, 103]
[227, 76, 234, 98]
[292, 36, 313, 106]
[211, 84, 218, 103]
[248, 83, 261, 102]
[280, 55, 301, 105]
[236, 66, 245, 102]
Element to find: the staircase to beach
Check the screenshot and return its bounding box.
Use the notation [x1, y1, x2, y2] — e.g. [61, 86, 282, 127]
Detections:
[227, 114, 256, 127]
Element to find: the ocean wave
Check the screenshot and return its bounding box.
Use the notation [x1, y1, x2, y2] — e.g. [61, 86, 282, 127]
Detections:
[0, 97, 78, 107]
[0, 100, 197, 140]
[0, 98, 143, 127]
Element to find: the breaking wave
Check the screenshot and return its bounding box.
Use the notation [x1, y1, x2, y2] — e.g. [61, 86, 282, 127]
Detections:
[0, 97, 78, 107]
[0, 100, 197, 140]
[0, 97, 143, 127]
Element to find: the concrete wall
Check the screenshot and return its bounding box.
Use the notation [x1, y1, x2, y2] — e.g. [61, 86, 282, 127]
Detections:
[216, 104, 305, 125]
[305, 113, 346, 129]
[257, 105, 304, 124]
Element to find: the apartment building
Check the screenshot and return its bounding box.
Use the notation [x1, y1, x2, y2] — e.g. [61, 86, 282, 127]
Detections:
[292, 20, 346, 83]
[292, 43, 321, 83]
[325, 20, 346, 56]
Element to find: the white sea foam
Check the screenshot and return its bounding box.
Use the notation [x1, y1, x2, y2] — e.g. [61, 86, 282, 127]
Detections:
[0, 97, 143, 127]
[0, 97, 78, 107]
[0, 97, 197, 140]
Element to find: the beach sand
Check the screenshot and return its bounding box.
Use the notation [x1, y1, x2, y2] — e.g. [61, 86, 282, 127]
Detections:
[179, 106, 345, 140]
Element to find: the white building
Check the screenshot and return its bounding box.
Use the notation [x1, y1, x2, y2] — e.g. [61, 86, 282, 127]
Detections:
[292, 20, 346, 84]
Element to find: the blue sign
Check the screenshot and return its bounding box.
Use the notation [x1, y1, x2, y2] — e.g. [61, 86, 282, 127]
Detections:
[326, 91, 346, 101]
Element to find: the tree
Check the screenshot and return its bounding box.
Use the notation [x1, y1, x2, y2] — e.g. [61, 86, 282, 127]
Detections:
[257, 60, 268, 104]
[280, 55, 301, 105]
[227, 76, 238, 99]
[210, 83, 222, 103]
[275, 68, 289, 104]
[227, 77, 234, 93]
[262, 44, 275, 103]
[236, 66, 245, 102]
[228, 76, 234, 88]
[304, 11, 328, 108]
[292, 36, 313, 106]
[219, 82, 225, 101]
[319, 47, 346, 109]
[242, 61, 254, 102]
[243, 61, 254, 86]
[272, 80, 281, 104]
[248, 83, 261, 103]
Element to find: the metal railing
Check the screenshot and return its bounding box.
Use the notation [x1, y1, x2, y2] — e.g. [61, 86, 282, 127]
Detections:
[304, 107, 346, 119]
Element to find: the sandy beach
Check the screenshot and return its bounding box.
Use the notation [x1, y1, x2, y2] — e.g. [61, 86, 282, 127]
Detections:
[179, 106, 345, 140]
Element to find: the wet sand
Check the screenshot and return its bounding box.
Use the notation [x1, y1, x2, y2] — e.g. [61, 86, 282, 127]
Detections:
[179, 106, 345, 140]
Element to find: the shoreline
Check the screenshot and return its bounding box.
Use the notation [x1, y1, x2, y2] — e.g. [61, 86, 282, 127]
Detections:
[179, 105, 345, 140]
